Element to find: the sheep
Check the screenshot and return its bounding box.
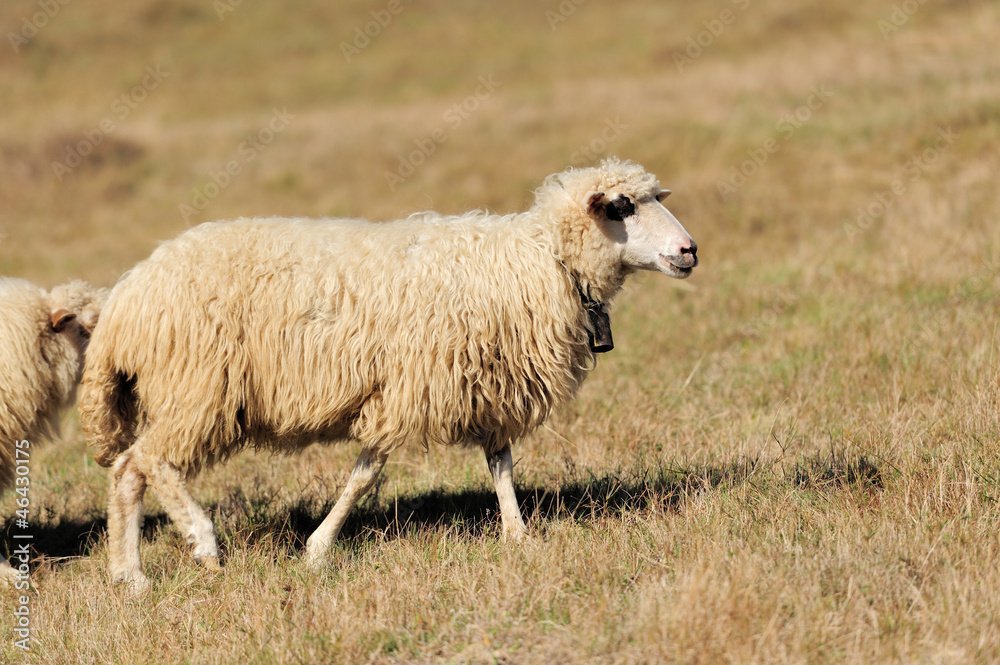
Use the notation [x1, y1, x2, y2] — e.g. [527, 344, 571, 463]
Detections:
[0, 278, 107, 584]
[79, 157, 699, 591]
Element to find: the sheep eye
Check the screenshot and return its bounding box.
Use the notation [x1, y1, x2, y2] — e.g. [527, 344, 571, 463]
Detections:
[605, 196, 635, 222]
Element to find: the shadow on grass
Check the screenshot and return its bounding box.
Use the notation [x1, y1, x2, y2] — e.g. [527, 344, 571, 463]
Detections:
[2, 448, 885, 563]
[218, 447, 886, 554]
[0, 513, 171, 562]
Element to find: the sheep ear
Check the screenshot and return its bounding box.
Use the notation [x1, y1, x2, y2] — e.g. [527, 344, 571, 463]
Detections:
[656, 190, 672, 202]
[50, 308, 75, 333]
[586, 192, 606, 216]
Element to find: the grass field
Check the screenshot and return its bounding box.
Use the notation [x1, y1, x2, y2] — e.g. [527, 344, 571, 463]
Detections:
[2, 0, 1000, 662]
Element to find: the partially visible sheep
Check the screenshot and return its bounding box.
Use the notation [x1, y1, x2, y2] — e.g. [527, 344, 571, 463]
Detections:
[80, 157, 699, 591]
[0, 279, 107, 584]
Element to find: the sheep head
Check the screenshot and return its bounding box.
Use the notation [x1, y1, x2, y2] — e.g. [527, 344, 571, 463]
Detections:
[538, 158, 699, 299]
[47, 281, 110, 348]
[584, 173, 698, 280]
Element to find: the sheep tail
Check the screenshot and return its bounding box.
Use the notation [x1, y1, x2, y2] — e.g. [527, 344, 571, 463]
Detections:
[79, 360, 138, 468]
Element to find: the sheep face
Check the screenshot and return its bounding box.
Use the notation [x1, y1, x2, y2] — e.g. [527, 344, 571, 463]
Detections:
[587, 189, 698, 279]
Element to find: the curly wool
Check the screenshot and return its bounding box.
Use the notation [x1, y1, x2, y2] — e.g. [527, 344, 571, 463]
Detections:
[0, 279, 106, 490]
[80, 159, 662, 474]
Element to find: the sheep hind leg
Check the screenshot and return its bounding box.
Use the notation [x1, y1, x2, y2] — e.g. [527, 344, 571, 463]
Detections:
[107, 449, 150, 594]
[142, 458, 220, 572]
[304, 447, 387, 568]
[485, 444, 529, 542]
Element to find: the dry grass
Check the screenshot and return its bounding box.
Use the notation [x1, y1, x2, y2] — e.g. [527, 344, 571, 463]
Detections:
[2, 0, 1000, 662]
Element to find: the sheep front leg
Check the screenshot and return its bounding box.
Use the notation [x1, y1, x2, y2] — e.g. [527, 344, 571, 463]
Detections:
[485, 444, 529, 541]
[304, 448, 387, 567]
[107, 449, 150, 593]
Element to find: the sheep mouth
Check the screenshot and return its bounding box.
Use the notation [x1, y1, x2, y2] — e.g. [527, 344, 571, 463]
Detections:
[658, 254, 696, 278]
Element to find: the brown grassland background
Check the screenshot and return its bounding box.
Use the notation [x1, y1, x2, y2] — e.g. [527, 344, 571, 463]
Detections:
[2, 0, 1000, 662]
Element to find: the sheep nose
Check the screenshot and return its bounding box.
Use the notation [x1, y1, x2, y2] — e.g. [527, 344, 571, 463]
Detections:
[681, 240, 698, 257]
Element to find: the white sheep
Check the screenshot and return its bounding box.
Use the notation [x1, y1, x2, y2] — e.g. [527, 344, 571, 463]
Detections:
[79, 158, 698, 591]
[0, 278, 107, 584]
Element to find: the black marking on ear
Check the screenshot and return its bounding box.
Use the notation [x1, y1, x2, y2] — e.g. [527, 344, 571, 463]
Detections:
[586, 192, 606, 216]
[605, 196, 635, 222]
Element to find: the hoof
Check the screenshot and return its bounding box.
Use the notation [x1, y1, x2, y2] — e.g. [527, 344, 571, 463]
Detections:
[129, 576, 152, 596]
[0, 566, 20, 587]
[303, 546, 332, 570]
[303, 538, 331, 569]
[197, 556, 222, 572]
[502, 525, 531, 543]
[114, 574, 151, 596]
